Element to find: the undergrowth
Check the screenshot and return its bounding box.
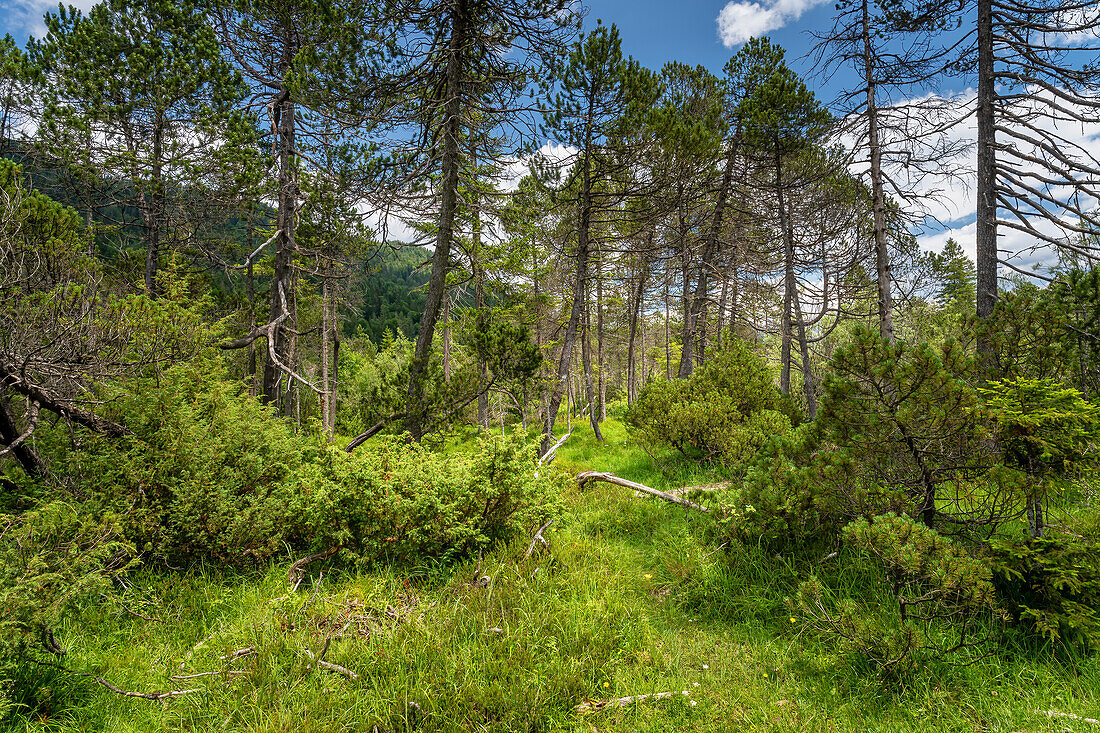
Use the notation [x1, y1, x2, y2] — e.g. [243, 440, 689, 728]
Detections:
[3, 416, 1099, 732]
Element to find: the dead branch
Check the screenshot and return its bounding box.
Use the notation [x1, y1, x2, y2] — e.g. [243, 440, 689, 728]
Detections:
[1038, 710, 1100, 725]
[523, 519, 554, 561]
[299, 572, 324, 614]
[0, 361, 128, 437]
[344, 414, 402, 452]
[287, 546, 340, 587]
[230, 229, 282, 270]
[538, 428, 573, 466]
[318, 660, 358, 680]
[93, 676, 198, 700]
[633, 481, 728, 498]
[0, 399, 38, 458]
[219, 647, 256, 662]
[576, 472, 710, 513]
[575, 690, 689, 713]
[169, 670, 248, 681]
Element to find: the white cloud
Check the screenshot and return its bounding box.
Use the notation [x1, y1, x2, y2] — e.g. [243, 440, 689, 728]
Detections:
[4, 0, 98, 39]
[716, 0, 830, 47]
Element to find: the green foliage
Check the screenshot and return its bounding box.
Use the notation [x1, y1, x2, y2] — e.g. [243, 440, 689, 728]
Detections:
[0, 501, 134, 716]
[626, 340, 787, 470]
[58, 356, 560, 566]
[817, 328, 994, 527]
[990, 526, 1100, 648]
[290, 433, 562, 564]
[346, 246, 430, 342]
[337, 333, 414, 437]
[796, 515, 999, 680]
[73, 357, 309, 562]
[714, 424, 829, 552]
[981, 377, 1100, 478]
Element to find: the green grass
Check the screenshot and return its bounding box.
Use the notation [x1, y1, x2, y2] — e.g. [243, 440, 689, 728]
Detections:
[5, 415, 1100, 732]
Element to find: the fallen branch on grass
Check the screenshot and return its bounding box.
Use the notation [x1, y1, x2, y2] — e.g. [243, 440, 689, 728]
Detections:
[169, 670, 248, 681]
[632, 481, 728, 498]
[575, 690, 690, 713]
[537, 429, 573, 466]
[576, 472, 710, 513]
[318, 660, 358, 680]
[1038, 709, 1100, 725]
[523, 519, 554, 561]
[93, 676, 198, 700]
[287, 546, 340, 586]
[219, 647, 256, 662]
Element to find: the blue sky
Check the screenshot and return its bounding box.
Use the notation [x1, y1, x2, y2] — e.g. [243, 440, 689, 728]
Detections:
[6, 0, 1084, 268]
[3, 0, 847, 93]
[582, 0, 849, 99]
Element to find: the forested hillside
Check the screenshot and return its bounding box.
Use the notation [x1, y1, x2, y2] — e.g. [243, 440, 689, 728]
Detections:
[2, 0, 1100, 729]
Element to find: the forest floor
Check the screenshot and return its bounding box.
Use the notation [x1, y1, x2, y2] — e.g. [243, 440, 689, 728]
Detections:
[9, 415, 1100, 732]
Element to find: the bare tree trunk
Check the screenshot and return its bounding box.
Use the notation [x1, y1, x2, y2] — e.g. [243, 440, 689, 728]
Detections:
[716, 278, 728, 350]
[664, 271, 672, 380]
[596, 242, 606, 422]
[582, 280, 603, 441]
[688, 141, 738, 368]
[862, 0, 895, 345]
[626, 265, 648, 405]
[142, 123, 163, 299]
[0, 389, 46, 478]
[262, 78, 297, 409]
[406, 0, 468, 440]
[676, 199, 694, 378]
[321, 274, 332, 439]
[792, 287, 817, 419]
[331, 295, 339, 432]
[975, 0, 997, 346]
[776, 149, 794, 396]
[442, 290, 451, 384]
[543, 210, 587, 451]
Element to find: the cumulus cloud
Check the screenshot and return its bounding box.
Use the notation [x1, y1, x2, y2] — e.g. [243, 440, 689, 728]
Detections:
[5, 0, 98, 39]
[716, 0, 830, 47]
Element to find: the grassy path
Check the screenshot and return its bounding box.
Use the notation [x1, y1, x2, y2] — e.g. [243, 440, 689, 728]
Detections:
[11, 418, 1100, 731]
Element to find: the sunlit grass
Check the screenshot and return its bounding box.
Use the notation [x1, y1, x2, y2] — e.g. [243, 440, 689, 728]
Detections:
[7, 413, 1100, 732]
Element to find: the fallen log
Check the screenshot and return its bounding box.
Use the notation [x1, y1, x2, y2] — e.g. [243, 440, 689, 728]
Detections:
[537, 429, 572, 466]
[575, 690, 691, 712]
[576, 471, 710, 513]
[633, 481, 729, 498]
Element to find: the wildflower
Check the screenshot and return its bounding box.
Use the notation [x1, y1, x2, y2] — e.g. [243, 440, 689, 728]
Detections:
[603, 682, 609, 688]
[702, 665, 709, 670]
[692, 682, 699, 687]
[690, 700, 698, 707]
[790, 617, 797, 624]
[643, 573, 652, 580]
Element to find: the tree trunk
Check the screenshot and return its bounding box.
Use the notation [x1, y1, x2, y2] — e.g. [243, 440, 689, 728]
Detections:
[688, 140, 738, 367]
[442, 290, 452, 384]
[142, 122, 163, 299]
[975, 0, 997, 343]
[321, 274, 332, 439]
[776, 147, 794, 396]
[862, 0, 895, 345]
[626, 264, 648, 405]
[676, 198, 694, 378]
[406, 0, 468, 440]
[596, 241, 606, 422]
[0, 389, 46, 479]
[262, 79, 297, 409]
